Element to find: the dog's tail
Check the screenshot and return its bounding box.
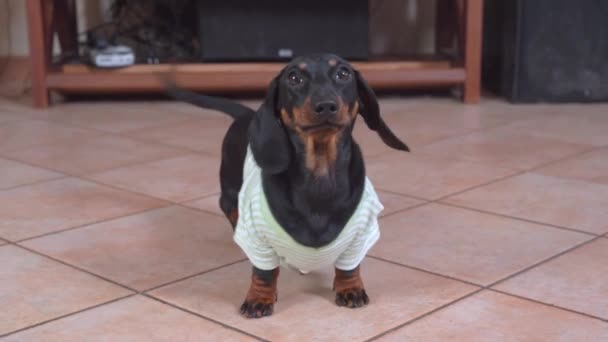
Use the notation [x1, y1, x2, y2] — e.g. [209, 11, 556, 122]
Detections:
[164, 81, 255, 120]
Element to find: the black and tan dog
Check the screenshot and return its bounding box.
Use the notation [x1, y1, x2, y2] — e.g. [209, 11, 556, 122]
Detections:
[167, 53, 409, 318]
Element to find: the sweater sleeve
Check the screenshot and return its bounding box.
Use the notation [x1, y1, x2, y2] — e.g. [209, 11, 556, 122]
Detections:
[233, 207, 281, 271]
[334, 181, 383, 271]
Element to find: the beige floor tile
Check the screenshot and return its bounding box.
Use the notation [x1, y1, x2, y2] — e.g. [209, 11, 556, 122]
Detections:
[2, 135, 185, 175]
[354, 100, 521, 157]
[0, 178, 167, 241]
[87, 154, 221, 202]
[22, 206, 243, 290]
[445, 173, 608, 234]
[372, 204, 591, 285]
[377, 291, 608, 342]
[536, 148, 608, 185]
[0, 111, 25, 125]
[418, 130, 590, 170]
[0, 97, 54, 119]
[0, 158, 63, 190]
[0, 245, 131, 336]
[366, 153, 516, 200]
[377, 191, 425, 216]
[3, 295, 254, 342]
[493, 111, 608, 146]
[183, 194, 224, 216]
[0, 120, 99, 152]
[495, 239, 608, 320]
[127, 118, 232, 156]
[45, 102, 197, 133]
[150, 258, 477, 342]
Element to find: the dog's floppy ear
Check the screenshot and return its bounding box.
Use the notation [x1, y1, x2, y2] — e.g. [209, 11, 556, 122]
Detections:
[249, 75, 291, 174]
[355, 70, 410, 152]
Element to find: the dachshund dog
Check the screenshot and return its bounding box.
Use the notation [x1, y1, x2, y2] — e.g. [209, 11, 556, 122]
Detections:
[167, 53, 409, 318]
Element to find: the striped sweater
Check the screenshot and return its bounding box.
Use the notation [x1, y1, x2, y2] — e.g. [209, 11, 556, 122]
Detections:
[234, 147, 384, 273]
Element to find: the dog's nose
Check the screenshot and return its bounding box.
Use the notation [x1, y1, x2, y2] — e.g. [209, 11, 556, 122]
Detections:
[314, 101, 338, 116]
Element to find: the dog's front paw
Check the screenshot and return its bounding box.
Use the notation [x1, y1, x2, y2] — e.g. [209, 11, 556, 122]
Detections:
[335, 287, 369, 308]
[240, 298, 275, 318]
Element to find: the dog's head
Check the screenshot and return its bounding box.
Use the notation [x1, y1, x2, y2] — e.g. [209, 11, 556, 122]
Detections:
[249, 53, 409, 175]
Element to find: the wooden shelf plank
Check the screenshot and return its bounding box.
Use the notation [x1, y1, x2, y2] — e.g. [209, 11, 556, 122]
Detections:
[60, 60, 453, 74]
[49, 61, 464, 93]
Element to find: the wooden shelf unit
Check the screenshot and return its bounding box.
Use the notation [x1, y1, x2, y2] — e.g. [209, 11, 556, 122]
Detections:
[26, 0, 483, 108]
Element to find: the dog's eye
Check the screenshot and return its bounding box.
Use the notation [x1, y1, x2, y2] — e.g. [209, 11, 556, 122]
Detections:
[335, 68, 352, 82]
[288, 71, 304, 86]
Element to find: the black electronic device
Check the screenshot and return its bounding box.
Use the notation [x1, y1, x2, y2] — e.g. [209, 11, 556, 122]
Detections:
[483, 0, 608, 103]
[196, 0, 369, 61]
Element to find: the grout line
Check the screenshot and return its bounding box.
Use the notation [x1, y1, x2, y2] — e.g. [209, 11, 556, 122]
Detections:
[77, 176, 186, 204]
[379, 201, 431, 219]
[143, 259, 248, 293]
[0, 293, 137, 339]
[485, 235, 603, 288]
[46, 114, 223, 159]
[7, 245, 257, 338]
[176, 202, 225, 218]
[374, 169, 525, 206]
[178, 192, 220, 204]
[489, 289, 608, 323]
[379, 113, 529, 152]
[367, 255, 483, 288]
[437, 202, 600, 237]
[364, 288, 485, 342]
[374, 188, 430, 202]
[375, 143, 600, 212]
[525, 146, 604, 172]
[0, 175, 68, 192]
[78, 149, 200, 178]
[16, 230, 247, 296]
[0, 119, 106, 154]
[389, 145, 601, 206]
[5, 102, 607, 339]
[0, 152, 227, 243]
[17, 233, 247, 297]
[0, 126, 219, 187]
[0, 154, 227, 244]
[431, 170, 527, 203]
[119, 133, 221, 158]
[34, 147, 190, 178]
[0, 154, 185, 202]
[15, 205, 169, 243]
[177, 193, 225, 217]
[142, 294, 269, 342]
[48, 114, 196, 136]
[525, 146, 602, 173]
[374, 146, 604, 239]
[10, 243, 139, 292]
[0, 152, 222, 226]
[366, 235, 606, 338]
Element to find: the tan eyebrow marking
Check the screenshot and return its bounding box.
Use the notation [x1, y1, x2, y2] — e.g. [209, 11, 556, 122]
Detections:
[298, 62, 307, 70]
[328, 59, 337, 66]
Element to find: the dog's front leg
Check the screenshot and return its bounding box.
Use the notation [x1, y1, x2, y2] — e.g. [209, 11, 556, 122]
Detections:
[333, 265, 369, 308]
[240, 266, 279, 318]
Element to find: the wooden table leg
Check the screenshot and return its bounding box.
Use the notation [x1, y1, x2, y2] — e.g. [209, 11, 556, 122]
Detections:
[463, 0, 483, 103]
[26, 0, 50, 108]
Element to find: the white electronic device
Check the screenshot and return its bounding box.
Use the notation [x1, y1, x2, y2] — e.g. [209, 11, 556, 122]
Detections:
[89, 45, 135, 68]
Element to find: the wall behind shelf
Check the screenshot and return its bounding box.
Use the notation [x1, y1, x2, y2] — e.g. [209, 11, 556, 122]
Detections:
[0, 0, 436, 58]
[0, 0, 110, 58]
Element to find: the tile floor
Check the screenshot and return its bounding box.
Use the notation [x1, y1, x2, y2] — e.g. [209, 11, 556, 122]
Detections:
[1, 95, 608, 341]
